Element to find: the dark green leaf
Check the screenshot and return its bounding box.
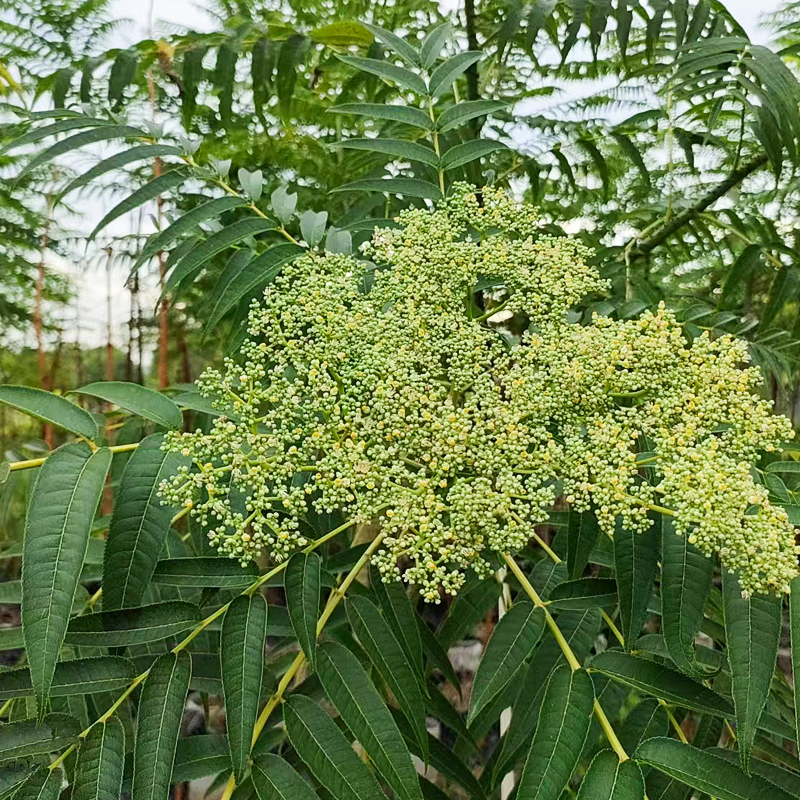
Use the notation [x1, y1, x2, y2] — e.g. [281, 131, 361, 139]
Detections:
[221, 594, 268, 782]
[336, 56, 427, 94]
[590, 651, 733, 718]
[22, 443, 111, 712]
[661, 519, 714, 677]
[252, 754, 319, 800]
[12, 768, 61, 800]
[0, 385, 97, 440]
[283, 694, 385, 800]
[469, 601, 545, 725]
[72, 718, 126, 800]
[709, 747, 800, 798]
[361, 24, 419, 66]
[133, 196, 247, 271]
[436, 100, 507, 133]
[331, 178, 442, 199]
[517, 666, 595, 800]
[634, 738, 797, 800]
[172, 735, 231, 783]
[72, 382, 182, 429]
[151, 557, 258, 588]
[550, 577, 618, 610]
[577, 749, 646, 799]
[203, 243, 302, 333]
[346, 595, 428, 756]
[104, 435, 188, 610]
[722, 569, 782, 770]
[0, 656, 135, 699]
[65, 601, 201, 646]
[440, 139, 506, 170]
[614, 518, 659, 650]
[567, 509, 599, 579]
[420, 22, 451, 69]
[428, 52, 482, 98]
[108, 50, 137, 108]
[333, 138, 439, 167]
[331, 104, 432, 130]
[285, 552, 321, 666]
[315, 641, 422, 800]
[791, 574, 800, 749]
[0, 714, 80, 762]
[132, 652, 192, 800]
[165, 218, 277, 294]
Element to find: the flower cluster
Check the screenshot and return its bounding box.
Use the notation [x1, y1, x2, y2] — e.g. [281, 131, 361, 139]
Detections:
[160, 184, 798, 599]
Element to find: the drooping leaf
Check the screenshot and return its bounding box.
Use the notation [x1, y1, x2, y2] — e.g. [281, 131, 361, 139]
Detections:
[72, 382, 182, 429]
[315, 641, 423, 800]
[252, 753, 320, 800]
[709, 747, 800, 798]
[438, 576, 501, 647]
[634, 738, 797, 800]
[577, 749, 646, 799]
[89, 171, 187, 240]
[0, 385, 97, 440]
[722, 569, 782, 770]
[0, 714, 80, 761]
[57, 144, 181, 203]
[103, 435, 188, 610]
[172, 735, 231, 783]
[131, 651, 192, 800]
[151, 557, 258, 587]
[468, 601, 545, 725]
[614, 518, 659, 650]
[370, 566, 424, 679]
[284, 552, 321, 666]
[0, 656, 135, 699]
[133, 196, 247, 272]
[617, 698, 670, 755]
[791, 574, 800, 749]
[567, 509, 600, 579]
[1, 117, 114, 154]
[331, 103, 432, 130]
[283, 694, 385, 800]
[203, 243, 302, 333]
[331, 177, 442, 199]
[22, 443, 111, 713]
[65, 601, 201, 646]
[440, 139, 507, 170]
[517, 666, 595, 800]
[336, 55, 427, 95]
[661, 519, 714, 676]
[591, 651, 733, 718]
[550, 577, 618, 610]
[428, 52, 482, 98]
[221, 594, 268, 782]
[72, 718, 126, 800]
[11, 768, 61, 800]
[346, 595, 428, 758]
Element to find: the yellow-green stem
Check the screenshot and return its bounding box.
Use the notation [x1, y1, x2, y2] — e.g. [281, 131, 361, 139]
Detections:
[502, 553, 629, 762]
[9, 442, 140, 472]
[218, 531, 388, 800]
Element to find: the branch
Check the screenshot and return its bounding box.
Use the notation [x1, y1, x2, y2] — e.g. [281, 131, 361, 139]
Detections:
[629, 152, 769, 258]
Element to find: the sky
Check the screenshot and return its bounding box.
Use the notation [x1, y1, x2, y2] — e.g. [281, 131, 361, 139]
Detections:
[52, 0, 784, 358]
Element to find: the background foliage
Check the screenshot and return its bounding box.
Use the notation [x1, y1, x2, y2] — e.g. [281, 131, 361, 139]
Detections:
[1, 2, 800, 800]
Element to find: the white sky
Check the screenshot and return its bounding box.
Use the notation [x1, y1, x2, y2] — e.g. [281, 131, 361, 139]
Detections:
[48, 0, 783, 357]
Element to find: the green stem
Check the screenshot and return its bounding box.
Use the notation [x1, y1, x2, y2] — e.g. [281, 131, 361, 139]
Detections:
[218, 531, 388, 800]
[9, 442, 140, 472]
[502, 553, 630, 762]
